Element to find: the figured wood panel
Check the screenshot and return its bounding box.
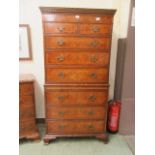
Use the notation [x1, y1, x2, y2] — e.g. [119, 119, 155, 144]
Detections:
[47, 120, 105, 134]
[46, 89, 108, 106]
[42, 13, 113, 24]
[46, 68, 109, 83]
[47, 107, 105, 120]
[19, 82, 33, 95]
[44, 23, 78, 34]
[45, 36, 111, 50]
[45, 51, 110, 66]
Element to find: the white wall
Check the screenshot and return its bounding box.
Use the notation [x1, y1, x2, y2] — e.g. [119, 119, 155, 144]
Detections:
[19, 0, 131, 118]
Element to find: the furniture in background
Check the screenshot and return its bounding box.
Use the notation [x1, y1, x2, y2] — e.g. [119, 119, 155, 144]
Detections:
[19, 74, 40, 140]
[40, 7, 116, 144]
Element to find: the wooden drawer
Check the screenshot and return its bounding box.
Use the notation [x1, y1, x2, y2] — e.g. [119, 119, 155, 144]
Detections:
[45, 88, 108, 106]
[47, 107, 105, 120]
[19, 95, 33, 105]
[47, 120, 105, 134]
[46, 67, 108, 83]
[44, 23, 78, 34]
[45, 37, 111, 50]
[45, 51, 110, 66]
[19, 104, 35, 121]
[19, 120, 36, 134]
[80, 24, 112, 35]
[19, 83, 33, 95]
[42, 13, 113, 24]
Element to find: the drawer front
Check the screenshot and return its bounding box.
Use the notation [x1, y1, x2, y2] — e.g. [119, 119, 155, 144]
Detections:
[19, 120, 36, 133]
[45, 37, 110, 50]
[45, 51, 109, 66]
[80, 24, 112, 35]
[47, 107, 105, 120]
[46, 68, 108, 83]
[42, 14, 113, 24]
[47, 120, 105, 134]
[19, 83, 33, 95]
[44, 23, 78, 34]
[19, 104, 35, 121]
[46, 89, 108, 106]
[20, 95, 33, 105]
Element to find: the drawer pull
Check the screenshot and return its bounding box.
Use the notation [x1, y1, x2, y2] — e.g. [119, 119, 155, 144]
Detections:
[57, 55, 65, 62]
[87, 111, 94, 115]
[88, 95, 96, 101]
[59, 125, 65, 129]
[89, 41, 98, 47]
[57, 26, 65, 32]
[58, 72, 65, 78]
[57, 39, 65, 46]
[59, 111, 65, 116]
[91, 26, 100, 32]
[87, 125, 94, 129]
[57, 96, 65, 101]
[75, 15, 80, 19]
[90, 56, 98, 62]
[89, 73, 97, 78]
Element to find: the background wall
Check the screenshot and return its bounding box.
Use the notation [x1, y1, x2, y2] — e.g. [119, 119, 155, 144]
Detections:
[19, 0, 131, 118]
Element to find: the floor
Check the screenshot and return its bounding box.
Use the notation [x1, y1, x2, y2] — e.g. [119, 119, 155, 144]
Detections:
[19, 124, 134, 155]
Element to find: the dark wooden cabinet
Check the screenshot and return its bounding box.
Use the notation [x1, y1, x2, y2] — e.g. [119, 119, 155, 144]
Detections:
[40, 7, 116, 144]
[19, 74, 40, 140]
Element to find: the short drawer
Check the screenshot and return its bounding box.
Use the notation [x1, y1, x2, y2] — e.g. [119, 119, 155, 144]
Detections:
[45, 36, 111, 50]
[47, 107, 105, 120]
[44, 23, 78, 34]
[19, 120, 36, 133]
[19, 82, 33, 95]
[47, 120, 105, 134]
[80, 24, 112, 35]
[19, 95, 33, 105]
[45, 88, 108, 106]
[46, 67, 108, 83]
[45, 51, 110, 66]
[19, 104, 35, 121]
[42, 13, 113, 24]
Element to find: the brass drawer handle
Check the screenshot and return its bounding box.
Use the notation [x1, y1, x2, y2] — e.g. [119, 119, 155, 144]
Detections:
[59, 125, 65, 129]
[59, 111, 65, 116]
[57, 39, 65, 46]
[89, 73, 96, 78]
[88, 95, 96, 101]
[57, 55, 65, 62]
[87, 111, 94, 115]
[57, 96, 65, 101]
[90, 56, 98, 62]
[57, 26, 65, 32]
[91, 26, 100, 32]
[87, 125, 94, 129]
[58, 72, 65, 78]
[89, 41, 98, 47]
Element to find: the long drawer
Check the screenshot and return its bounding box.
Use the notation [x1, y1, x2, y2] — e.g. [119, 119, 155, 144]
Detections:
[42, 13, 113, 24]
[47, 120, 105, 134]
[45, 36, 111, 50]
[46, 67, 108, 83]
[45, 51, 110, 66]
[46, 107, 105, 120]
[45, 87, 108, 106]
[19, 95, 33, 105]
[19, 82, 33, 95]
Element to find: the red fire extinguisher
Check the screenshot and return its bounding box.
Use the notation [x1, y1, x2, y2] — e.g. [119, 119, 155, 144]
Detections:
[107, 100, 121, 133]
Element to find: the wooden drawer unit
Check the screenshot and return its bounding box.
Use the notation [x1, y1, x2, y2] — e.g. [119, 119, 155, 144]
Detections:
[45, 51, 110, 66]
[45, 86, 108, 106]
[47, 120, 105, 134]
[45, 36, 111, 50]
[40, 7, 116, 144]
[19, 74, 40, 140]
